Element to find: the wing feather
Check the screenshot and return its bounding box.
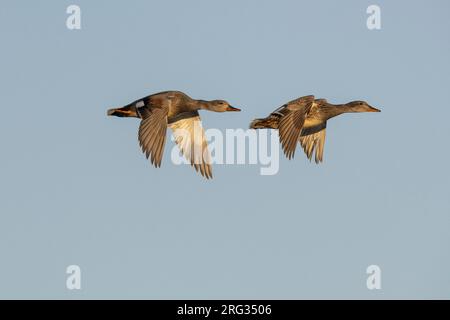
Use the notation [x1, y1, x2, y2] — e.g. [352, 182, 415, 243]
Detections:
[169, 111, 213, 179]
[138, 107, 168, 168]
[299, 123, 327, 163]
[278, 99, 314, 159]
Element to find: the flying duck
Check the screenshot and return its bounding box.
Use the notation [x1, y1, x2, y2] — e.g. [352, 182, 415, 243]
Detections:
[250, 95, 380, 162]
[107, 91, 240, 179]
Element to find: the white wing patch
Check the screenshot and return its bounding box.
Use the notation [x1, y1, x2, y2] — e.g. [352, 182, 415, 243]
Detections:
[169, 111, 213, 179]
[299, 127, 327, 163]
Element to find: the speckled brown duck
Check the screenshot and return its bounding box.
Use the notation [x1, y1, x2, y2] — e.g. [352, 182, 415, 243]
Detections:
[107, 91, 240, 179]
[250, 95, 380, 162]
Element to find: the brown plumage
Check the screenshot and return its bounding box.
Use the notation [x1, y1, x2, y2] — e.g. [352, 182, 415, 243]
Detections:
[250, 95, 380, 162]
[107, 91, 240, 179]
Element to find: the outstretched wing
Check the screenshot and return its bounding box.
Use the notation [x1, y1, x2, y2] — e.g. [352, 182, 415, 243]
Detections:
[299, 123, 327, 163]
[278, 95, 315, 159]
[169, 111, 213, 179]
[138, 107, 169, 168]
[286, 95, 315, 106]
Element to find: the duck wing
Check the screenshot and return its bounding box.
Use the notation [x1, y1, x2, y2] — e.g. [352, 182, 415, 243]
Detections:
[169, 111, 213, 179]
[299, 122, 327, 163]
[278, 95, 315, 159]
[287, 95, 315, 106]
[138, 107, 169, 168]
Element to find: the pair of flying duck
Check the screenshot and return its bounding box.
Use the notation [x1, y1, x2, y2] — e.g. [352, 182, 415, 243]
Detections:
[107, 91, 380, 179]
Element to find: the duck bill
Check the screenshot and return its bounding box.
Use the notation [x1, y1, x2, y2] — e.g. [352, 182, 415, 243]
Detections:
[368, 105, 381, 112]
[226, 106, 241, 112]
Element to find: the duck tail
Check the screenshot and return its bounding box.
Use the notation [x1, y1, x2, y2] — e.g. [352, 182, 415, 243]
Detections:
[249, 116, 279, 129]
[107, 104, 139, 118]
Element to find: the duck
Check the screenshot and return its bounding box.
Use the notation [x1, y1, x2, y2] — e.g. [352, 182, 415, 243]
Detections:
[250, 95, 380, 162]
[107, 91, 240, 179]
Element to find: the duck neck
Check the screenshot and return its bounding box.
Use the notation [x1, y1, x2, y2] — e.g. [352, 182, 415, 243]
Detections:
[194, 99, 210, 110]
[321, 104, 347, 120]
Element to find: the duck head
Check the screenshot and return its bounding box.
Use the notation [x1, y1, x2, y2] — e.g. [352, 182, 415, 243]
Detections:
[345, 101, 381, 113]
[107, 104, 139, 118]
[205, 100, 241, 112]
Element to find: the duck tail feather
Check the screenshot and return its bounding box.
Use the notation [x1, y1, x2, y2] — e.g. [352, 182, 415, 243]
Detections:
[249, 116, 279, 129]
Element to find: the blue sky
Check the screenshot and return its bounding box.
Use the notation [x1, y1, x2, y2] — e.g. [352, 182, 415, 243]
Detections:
[0, 0, 449, 298]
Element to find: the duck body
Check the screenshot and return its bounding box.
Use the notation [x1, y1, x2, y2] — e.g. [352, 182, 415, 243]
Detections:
[250, 95, 380, 162]
[108, 91, 203, 119]
[108, 91, 240, 179]
[143, 91, 192, 119]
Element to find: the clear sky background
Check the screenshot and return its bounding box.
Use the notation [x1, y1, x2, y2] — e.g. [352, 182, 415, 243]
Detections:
[1, 0, 449, 299]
